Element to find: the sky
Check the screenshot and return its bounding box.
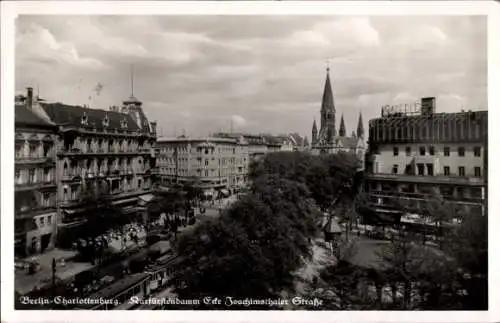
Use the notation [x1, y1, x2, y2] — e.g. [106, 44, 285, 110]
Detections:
[15, 15, 487, 139]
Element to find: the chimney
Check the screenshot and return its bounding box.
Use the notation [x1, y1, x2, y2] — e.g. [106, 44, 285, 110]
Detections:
[27, 87, 34, 109]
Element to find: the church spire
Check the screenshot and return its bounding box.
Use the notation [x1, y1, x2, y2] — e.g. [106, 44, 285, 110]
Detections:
[320, 67, 336, 142]
[357, 111, 365, 139]
[312, 119, 318, 144]
[321, 67, 335, 114]
[339, 113, 346, 137]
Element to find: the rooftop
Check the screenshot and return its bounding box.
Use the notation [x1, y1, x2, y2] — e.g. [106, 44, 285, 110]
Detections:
[15, 105, 55, 128]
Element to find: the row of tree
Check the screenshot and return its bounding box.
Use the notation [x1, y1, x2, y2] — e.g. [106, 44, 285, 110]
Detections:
[313, 197, 488, 310]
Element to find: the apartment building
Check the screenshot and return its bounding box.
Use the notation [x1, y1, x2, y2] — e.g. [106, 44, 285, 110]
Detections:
[365, 97, 487, 218]
[213, 132, 308, 158]
[15, 88, 58, 256]
[156, 136, 249, 198]
[15, 88, 157, 247]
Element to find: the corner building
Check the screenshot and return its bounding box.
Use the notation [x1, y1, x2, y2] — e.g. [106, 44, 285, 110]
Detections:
[365, 97, 487, 217]
[15, 87, 157, 249]
[15, 88, 58, 256]
[156, 137, 249, 198]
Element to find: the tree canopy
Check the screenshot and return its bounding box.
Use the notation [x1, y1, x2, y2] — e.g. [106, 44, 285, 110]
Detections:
[169, 151, 360, 307]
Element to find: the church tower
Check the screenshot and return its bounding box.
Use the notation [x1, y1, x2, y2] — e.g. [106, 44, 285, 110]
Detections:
[356, 111, 365, 139]
[339, 113, 346, 137]
[319, 67, 336, 144]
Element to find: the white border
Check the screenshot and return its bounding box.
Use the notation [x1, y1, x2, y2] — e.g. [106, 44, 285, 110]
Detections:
[1, 1, 499, 323]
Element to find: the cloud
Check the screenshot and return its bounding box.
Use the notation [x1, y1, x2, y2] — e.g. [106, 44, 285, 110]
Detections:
[15, 15, 486, 139]
[231, 115, 246, 127]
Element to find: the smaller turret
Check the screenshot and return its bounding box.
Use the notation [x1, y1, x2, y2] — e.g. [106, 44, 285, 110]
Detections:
[339, 113, 346, 137]
[312, 119, 318, 145]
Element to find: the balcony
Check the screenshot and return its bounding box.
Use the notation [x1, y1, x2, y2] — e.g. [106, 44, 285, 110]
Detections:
[365, 173, 485, 186]
[15, 180, 57, 192]
[15, 156, 54, 165]
[15, 205, 57, 219]
[62, 170, 83, 181]
[370, 190, 484, 205]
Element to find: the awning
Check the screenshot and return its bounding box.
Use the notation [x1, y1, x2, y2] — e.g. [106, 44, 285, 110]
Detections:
[139, 193, 155, 203]
[111, 197, 138, 206]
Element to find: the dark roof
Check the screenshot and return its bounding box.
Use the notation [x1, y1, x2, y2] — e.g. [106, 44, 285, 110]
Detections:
[40, 102, 146, 132]
[15, 105, 54, 128]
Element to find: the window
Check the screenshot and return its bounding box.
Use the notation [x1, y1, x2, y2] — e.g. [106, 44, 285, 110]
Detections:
[444, 147, 450, 156]
[444, 166, 450, 176]
[474, 167, 481, 177]
[43, 144, 50, 157]
[393, 147, 399, 156]
[405, 147, 411, 156]
[15, 169, 21, 183]
[205, 149, 209, 154]
[405, 164, 412, 175]
[474, 147, 481, 157]
[417, 163, 424, 175]
[419, 147, 425, 156]
[205, 159, 209, 166]
[426, 163, 434, 176]
[39, 216, 45, 227]
[29, 169, 35, 183]
[392, 164, 398, 174]
[429, 146, 435, 156]
[205, 170, 208, 177]
[47, 215, 52, 225]
[44, 168, 50, 182]
[458, 166, 465, 176]
[138, 179, 142, 189]
[458, 147, 465, 157]
[29, 143, 38, 158]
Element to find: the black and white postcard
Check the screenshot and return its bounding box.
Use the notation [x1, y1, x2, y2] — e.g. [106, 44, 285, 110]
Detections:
[1, 1, 499, 323]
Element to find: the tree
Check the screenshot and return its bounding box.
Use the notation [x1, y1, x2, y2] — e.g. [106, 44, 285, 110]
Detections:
[170, 178, 321, 306]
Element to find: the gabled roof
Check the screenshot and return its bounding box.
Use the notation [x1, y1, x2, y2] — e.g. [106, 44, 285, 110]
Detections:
[15, 105, 55, 128]
[40, 102, 143, 132]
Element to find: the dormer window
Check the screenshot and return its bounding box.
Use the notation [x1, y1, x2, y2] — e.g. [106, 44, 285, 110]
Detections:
[103, 113, 109, 127]
[81, 112, 88, 125]
[121, 118, 128, 129]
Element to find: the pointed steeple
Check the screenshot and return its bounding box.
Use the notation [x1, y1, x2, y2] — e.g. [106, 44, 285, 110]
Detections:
[356, 111, 365, 139]
[312, 119, 318, 145]
[339, 113, 346, 137]
[319, 66, 336, 142]
[321, 67, 335, 114]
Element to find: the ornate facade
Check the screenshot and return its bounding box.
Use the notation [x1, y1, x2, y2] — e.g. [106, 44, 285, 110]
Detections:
[15, 88, 58, 256]
[15, 87, 157, 253]
[310, 68, 366, 162]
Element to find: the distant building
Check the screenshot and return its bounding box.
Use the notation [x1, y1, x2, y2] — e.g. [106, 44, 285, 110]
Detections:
[15, 88, 58, 256]
[310, 68, 366, 162]
[15, 87, 158, 250]
[365, 97, 487, 218]
[213, 132, 308, 157]
[155, 136, 249, 199]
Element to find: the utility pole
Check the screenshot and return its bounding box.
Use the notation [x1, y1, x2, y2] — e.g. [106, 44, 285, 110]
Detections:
[51, 258, 56, 298]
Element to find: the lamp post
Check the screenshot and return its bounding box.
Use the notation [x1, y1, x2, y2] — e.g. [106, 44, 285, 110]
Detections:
[51, 258, 56, 298]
